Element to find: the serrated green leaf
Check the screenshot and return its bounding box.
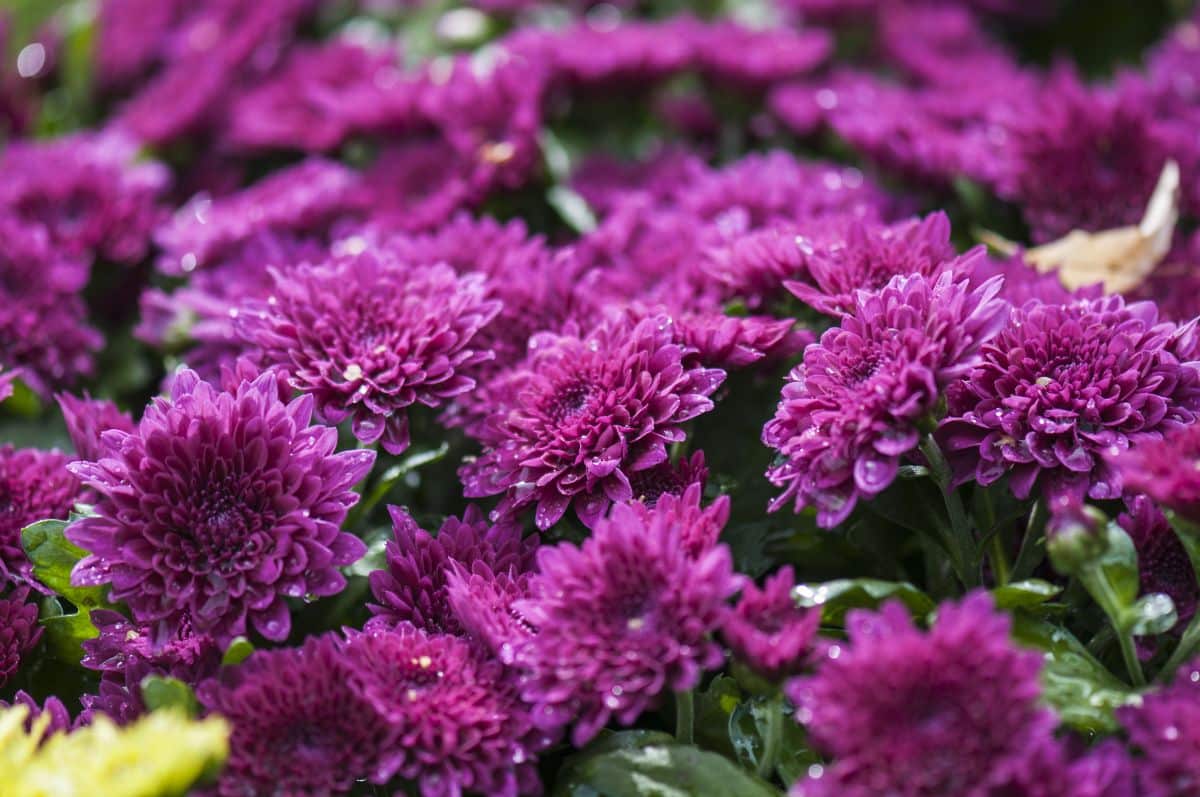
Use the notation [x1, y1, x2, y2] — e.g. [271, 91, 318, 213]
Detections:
[792, 578, 935, 626]
[21, 518, 113, 610]
[141, 675, 200, 717]
[991, 579, 1063, 610]
[553, 741, 782, 797]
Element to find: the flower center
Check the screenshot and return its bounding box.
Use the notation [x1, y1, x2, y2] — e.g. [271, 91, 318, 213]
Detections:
[545, 378, 596, 423]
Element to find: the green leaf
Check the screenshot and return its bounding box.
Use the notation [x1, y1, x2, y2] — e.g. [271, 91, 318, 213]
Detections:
[792, 579, 935, 626]
[991, 579, 1063, 610]
[694, 675, 743, 758]
[141, 675, 200, 717]
[21, 517, 112, 610]
[547, 185, 598, 234]
[1011, 614, 1135, 733]
[728, 698, 817, 786]
[221, 637, 255, 667]
[553, 741, 782, 797]
[1097, 520, 1141, 608]
[37, 598, 100, 662]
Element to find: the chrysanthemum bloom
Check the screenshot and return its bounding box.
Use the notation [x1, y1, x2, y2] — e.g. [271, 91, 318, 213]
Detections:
[789, 592, 1055, 797]
[445, 562, 535, 664]
[366, 505, 536, 635]
[1118, 658, 1200, 797]
[0, 691, 74, 736]
[461, 314, 725, 529]
[80, 610, 221, 724]
[1113, 423, 1200, 523]
[197, 633, 393, 796]
[0, 583, 41, 688]
[993, 70, 1173, 241]
[764, 272, 1009, 527]
[0, 131, 168, 263]
[785, 212, 983, 316]
[0, 217, 102, 395]
[66, 369, 374, 644]
[723, 566, 820, 682]
[235, 250, 501, 453]
[56, 393, 136, 463]
[963, 737, 1136, 797]
[512, 497, 740, 746]
[627, 450, 708, 507]
[939, 296, 1200, 502]
[1118, 496, 1197, 635]
[342, 626, 549, 797]
[628, 481, 730, 558]
[154, 158, 359, 274]
[685, 20, 831, 87]
[0, 445, 86, 582]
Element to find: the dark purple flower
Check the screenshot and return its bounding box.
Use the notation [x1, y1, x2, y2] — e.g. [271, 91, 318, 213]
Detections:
[0, 690, 74, 736]
[0, 582, 41, 688]
[66, 369, 374, 644]
[1118, 658, 1200, 797]
[1118, 496, 1197, 643]
[366, 505, 536, 636]
[225, 38, 411, 153]
[0, 445, 85, 583]
[789, 592, 1054, 797]
[235, 249, 501, 454]
[785, 212, 983, 316]
[723, 566, 820, 682]
[460, 314, 724, 529]
[445, 563, 535, 664]
[342, 626, 549, 797]
[764, 272, 1009, 527]
[154, 158, 360, 274]
[626, 450, 708, 508]
[512, 497, 739, 746]
[197, 632, 397, 796]
[0, 131, 168, 263]
[939, 296, 1200, 503]
[1112, 423, 1200, 524]
[685, 20, 831, 87]
[973, 737, 1137, 797]
[56, 392, 136, 463]
[95, 0, 191, 88]
[0, 216, 101, 395]
[627, 481, 730, 559]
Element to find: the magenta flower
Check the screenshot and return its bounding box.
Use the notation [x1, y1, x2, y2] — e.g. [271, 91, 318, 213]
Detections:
[1112, 423, 1200, 524]
[785, 212, 983, 316]
[627, 481, 730, 559]
[235, 249, 501, 454]
[445, 563, 535, 664]
[56, 392, 136, 463]
[366, 505, 535, 636]
[0, 131, 168, 263]
[512, 497, 740, 746]
[789, 592, 1054, 797]
[1118, 658, 1200, 797]
[0, 583, 41, 688]
[764, 272, 1009, 527]
[0, 368, 11, 403]
[66, 369, 374, 644]
[723, 566, 820, 682]
[1118, 496, 1196, 638]
[0, 445, 86, 583]
[197, 632, 397, 796]
[461, 314, 724, 529]
[627, 450, 708, 507]
[342, 626, 550, 797]
[940, 296, 1200, 502]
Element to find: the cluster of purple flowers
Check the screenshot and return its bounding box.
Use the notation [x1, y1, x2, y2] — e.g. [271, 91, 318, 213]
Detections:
[7, 1, 1200, 795]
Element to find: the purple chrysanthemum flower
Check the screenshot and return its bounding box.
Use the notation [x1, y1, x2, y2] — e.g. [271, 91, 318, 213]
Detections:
[0, 217, 102, 395]
[512, 497, 740, 746]
[1112, 423, 1200, 523]
[785, 212, 983, 316]
[0, 690, 74, 736]
[0, 131, 168, 263]
[789, 592, 1054, 797]
[445, 562, 535, 664]
[366, 505, 536, 636]
[1118, 496, 1197, 642]
[56, 392, 136, 463]
[764, 272, 1009, 527]
[0, 582, 41, 688]
[1118, 658, 1200, 797]
[939, 296, 1200, 503]
[79, 609, 221, 724]
[154, 158, 359, 274]
[197, 632, 397, 796]
[0, 445, 86, 583]
[461, 314, 724, 529]
[342, 626, 549, 797]
[235, 249, 501, 454]
[627, 481, 730, 558]
[723, 565, 820, 682]
[66, 368, 374, 644]
[627, 450, 708, 507]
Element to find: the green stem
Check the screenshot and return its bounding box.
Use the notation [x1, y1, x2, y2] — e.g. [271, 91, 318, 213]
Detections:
[675, 689, 695, 744]
[1117, 631, 1147, 688]
[918, 435, 978, 588]
[989, 533, 1012, 588]
[1080, 567, 1146, 687]
[1012, 500, 1047, 582]
[756, 696, 784, 780]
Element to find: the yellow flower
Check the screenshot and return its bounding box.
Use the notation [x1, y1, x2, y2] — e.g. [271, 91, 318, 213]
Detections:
[0, 705, 228, 797]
